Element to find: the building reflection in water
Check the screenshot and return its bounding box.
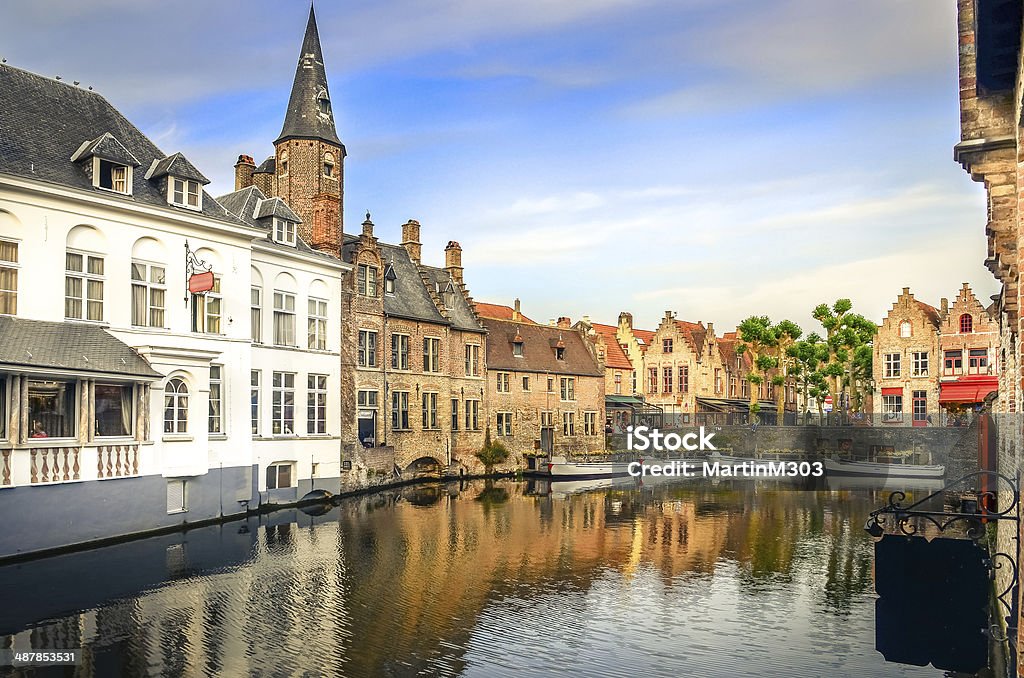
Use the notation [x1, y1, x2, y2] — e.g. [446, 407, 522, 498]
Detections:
[0, 480, 940, 678]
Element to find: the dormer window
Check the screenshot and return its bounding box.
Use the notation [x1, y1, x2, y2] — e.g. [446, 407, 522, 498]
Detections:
[556, 347, 565, 360]
[274, 218, 296, 246]
[96, 158, 130, 194]
[170, 177, 201, 209]
[317, 92, 332, 116]
[324, 152, 335, 178]
[385, 277, 395, 295]
[513, 341, 524, 357]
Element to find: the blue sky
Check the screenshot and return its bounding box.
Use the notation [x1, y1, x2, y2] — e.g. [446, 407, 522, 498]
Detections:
[1, 0, 994, 334]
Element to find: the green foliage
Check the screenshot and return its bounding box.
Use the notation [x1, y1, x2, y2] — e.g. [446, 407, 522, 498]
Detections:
[476, 428, 510, 474]
[812, 299, 877, 414]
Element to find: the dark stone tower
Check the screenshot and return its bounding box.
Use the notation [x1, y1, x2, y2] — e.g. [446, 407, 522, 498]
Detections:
[274, 5, 346, 255]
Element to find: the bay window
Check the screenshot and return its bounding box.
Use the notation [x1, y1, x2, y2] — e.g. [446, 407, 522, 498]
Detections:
[27, 379, 77, 439]
[95, 383, 132, 437]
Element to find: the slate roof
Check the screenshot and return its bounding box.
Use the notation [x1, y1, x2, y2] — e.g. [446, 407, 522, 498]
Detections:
[0, 317, 160, 379]
[474, 302, 536, 324]
[421, 265, 482, 332]
[378, 243, 446, 324]
[591, 322, 632, 370]
[254, 156, 276, 174]
[483, 317, 603, 377]
[70, 132, 140, 167]
[254, 196, 301, 222]
[275, 6, 343, 147]
[0, 63, 245, 225]
[145, 152, 209, 184]
[216, 186, 337, 263]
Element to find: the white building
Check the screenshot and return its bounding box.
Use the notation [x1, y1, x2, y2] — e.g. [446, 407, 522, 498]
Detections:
[0, 62, 347, 559]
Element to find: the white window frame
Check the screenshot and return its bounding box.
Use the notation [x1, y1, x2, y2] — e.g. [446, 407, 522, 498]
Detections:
[131, 260, 166, 328]
[912, 351, 929, 377]
[584, 411, 597, 436]
[882, 395, 903, 423]
[251, 370, 260, 436]
[273, 290, 296, 346]
[0, 238, 17, 316]
[266, 462, 294, 490]
[65, 250, 104, 321]
[308, 297, 328, 350]
[357, 264, 378, 297]
[422, 392, 439, 430]
[307, 374, 328, 435]
[209, 365, 223, 435]
[93, 157, 132, 195]
[465, 344, 480, 376]
[251, 286, 263, 343]
[562, 411, 575, 436]
[192, 276, 222, 334]
[167, 479, 187, 513]
[273, 218, 296, 246]
[496, 372, 510, 393]
[884, 353, 901, 379]
[465, 399, 480, 431]
[560, 377, 576, 402]
[169, 177, 202, 210]
[163, 378, 188, 435]
[392, 390, 410, 430]
[272, 371, 296, 436]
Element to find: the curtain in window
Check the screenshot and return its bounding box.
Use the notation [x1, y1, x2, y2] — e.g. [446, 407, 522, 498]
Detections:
[120, 386, 133, 436]
[132, 284, 147, 325]
[0, 265, 16, 315]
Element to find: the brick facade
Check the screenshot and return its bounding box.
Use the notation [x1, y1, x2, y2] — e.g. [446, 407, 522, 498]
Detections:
[872, 288, 942, 426]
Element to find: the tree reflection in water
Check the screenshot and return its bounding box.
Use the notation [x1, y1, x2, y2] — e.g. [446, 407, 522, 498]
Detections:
[0, 480, 943, 678]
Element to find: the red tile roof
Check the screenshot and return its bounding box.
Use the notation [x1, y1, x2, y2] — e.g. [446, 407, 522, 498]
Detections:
[473, 302, 536, 324]
[592, 322, 633, 370]
[481, 317, 603, 377]
[633, 328, 656, 352]
[915, 300, 940, 326]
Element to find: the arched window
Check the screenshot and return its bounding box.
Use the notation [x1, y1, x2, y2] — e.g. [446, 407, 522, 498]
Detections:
[164, 378, 189, 434]
[279, 151, 289, 176]
[959, 314, 973, 333]
[899, 321, 911, 338]
[323, 151, 335, 178]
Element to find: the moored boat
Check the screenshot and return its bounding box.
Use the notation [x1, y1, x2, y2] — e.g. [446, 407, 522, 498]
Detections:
[822, 457, 945, 479]
[547, 455, 637, 478]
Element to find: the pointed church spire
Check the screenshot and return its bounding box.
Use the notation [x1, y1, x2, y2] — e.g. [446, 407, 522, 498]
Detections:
[275, 4, 342, 146]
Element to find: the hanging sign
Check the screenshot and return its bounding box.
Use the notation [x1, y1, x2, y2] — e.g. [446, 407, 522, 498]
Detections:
[188, 270, 215, 294]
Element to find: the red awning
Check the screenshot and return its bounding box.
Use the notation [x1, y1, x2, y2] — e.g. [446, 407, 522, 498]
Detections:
[881, 387, 903, 396]
[939, 376, 998, 404]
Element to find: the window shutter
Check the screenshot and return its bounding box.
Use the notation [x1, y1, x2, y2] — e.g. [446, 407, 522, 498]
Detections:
[166, 480, 185, 513]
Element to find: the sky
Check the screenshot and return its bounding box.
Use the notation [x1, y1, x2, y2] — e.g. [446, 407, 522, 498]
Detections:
[0, 0, 996, 335]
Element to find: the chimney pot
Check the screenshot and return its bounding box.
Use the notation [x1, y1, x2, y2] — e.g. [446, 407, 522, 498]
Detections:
[401, 219, 422, 264]
[234, 153, 256, 191]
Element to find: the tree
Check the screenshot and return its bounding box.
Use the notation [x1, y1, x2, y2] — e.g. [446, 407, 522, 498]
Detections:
[812, 300, 877, 415]
[789, 333, 828, 421]
[476, 428, 510, 475]
[737, 316, 776, 415]
[769, 319, 802, 423]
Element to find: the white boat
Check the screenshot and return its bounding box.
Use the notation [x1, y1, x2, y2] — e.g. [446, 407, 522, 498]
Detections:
[822, 457, 945, 479]
[547, 475, 640, 497]
[547, 455, 636, 478]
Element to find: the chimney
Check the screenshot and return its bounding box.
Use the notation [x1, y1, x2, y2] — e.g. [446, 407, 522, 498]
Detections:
[707, 322, 714, 336]
[664, 310, 674, 321]
[234, 154, 256, 190]
[362, 211, 374, 237]
[902, 286, 911, 297]
[557, 317, 571, 329]
[513, 298, 522, 322]
[619, 311, 633, 330]
[401, 219, 421, 264]
[445, 241, 463, 284]
[941, 298, 949, 315]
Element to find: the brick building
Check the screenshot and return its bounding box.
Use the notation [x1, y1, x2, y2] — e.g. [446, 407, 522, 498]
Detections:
[233, 7, 487, 476]
[872, 284, 998, 426]
[938, 283, 999, 415]
[873, 288, 942, 426]
[476, 304, 605, 464]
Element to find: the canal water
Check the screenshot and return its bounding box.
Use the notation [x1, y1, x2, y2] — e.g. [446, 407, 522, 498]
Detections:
[0, 478, 983, 677]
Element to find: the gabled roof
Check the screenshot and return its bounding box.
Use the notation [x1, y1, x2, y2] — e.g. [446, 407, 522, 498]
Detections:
[633, 328, 655, 351]
[916, 300, 940, 326]
[475, 302, 535, 324]
[592, 322, 632, 370]
[254, 196, 301, 223]
[254, 156, 276, 174]
[673, 319, 707, 353]
[0, 63, 245, 225]
[482, 317, 602, 377]
[275, 6, 343, 147]
[0, 317, 160, 379]
[216, 186, 334, 261]
[144, 152, 209, 184]
[70, 132, 140, 167]
[421, 266, 484, 333]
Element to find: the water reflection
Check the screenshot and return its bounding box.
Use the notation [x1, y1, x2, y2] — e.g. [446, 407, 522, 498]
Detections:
[0, 479, 954, 677]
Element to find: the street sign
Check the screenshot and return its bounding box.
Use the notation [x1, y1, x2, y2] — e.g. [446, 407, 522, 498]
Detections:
[824, 396, 833, 412]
